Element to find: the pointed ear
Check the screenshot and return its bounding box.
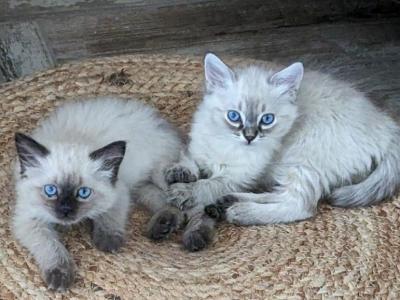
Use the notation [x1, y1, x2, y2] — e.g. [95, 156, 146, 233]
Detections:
[204, 53, 235, 90]
[89, 141, 126, 184]
[269, 62, 304, 96]
[15, 133, 50, 174]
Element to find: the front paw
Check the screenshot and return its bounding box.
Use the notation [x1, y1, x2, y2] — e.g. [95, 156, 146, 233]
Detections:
[205, 194, 239, 221]
[92, 227, 124, 253]
[167, 182, 196, 210]
[44, 262, 75, 292]
[182, 225, 214, 252]
[146, 207, 184, 241]
[225, 202, 259, 225]
[165, 165, 197, 185]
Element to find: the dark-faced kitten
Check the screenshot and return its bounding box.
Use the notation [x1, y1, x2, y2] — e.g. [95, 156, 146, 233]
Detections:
[13, 97, 181, 291]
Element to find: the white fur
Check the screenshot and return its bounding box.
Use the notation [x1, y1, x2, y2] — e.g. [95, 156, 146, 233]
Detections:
[226, 66, 400, 225]
[204, 53, 235, 90]
[168, 58, 301, 209]
[171, 54, 400, 227]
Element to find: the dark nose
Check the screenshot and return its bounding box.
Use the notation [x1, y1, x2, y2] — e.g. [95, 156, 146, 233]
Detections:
[243, 128, 258, 144]
[244, 134, 256, 144]
[57, 204, 73, 218]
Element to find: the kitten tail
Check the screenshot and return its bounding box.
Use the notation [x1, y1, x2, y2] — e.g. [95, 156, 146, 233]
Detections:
[330, 138, 400, 207]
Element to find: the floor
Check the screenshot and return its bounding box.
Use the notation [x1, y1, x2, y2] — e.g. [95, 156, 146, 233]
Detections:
[0, 0, 399, 103]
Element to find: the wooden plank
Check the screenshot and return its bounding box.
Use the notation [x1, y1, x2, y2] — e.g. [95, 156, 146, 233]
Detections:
[1, 0, 399, 21]
[40, 16, 399, 64]
[157, 19, 400, 102]
[36, 1, 400, 58]
[0, 21, 55, 82]
[1, 1, 399, 72]
[0, 0, 399, 22]
[0, 1, 398, 99]
[41, 15, 400, 103]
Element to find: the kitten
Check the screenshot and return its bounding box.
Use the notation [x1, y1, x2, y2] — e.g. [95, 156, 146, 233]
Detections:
[147, 54, 284, 251]
[202, 54, 400, 225]
[13, 97, 181, 291]
[148, 53, 400, 250]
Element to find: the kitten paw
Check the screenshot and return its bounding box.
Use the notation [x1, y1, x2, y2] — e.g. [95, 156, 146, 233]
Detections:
[205, 195, 239, 221]
[204, 205, 221, 220]
[44, 262, 75, 292]
[165, 165, 197, 185]
[146, 207, 183, 241]
[225, 202, 259, 225]
[92, 228, 124, 253]
[167, 182, 196, 210]
[182, 225, 214, 252]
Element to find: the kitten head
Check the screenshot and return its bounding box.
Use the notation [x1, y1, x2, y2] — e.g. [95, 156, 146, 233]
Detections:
[14, 133, 126, 225]
[201, 53, 303, 146]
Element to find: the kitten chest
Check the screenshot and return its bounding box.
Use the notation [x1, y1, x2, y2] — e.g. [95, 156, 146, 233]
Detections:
[191, 140, 267, 184]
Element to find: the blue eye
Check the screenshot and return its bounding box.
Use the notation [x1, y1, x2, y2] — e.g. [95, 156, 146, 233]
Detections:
[260, 113, 275, 126]
[43, 184, 58, 197]
[77, 187, 92, 199]
[227, 110, 241, 123]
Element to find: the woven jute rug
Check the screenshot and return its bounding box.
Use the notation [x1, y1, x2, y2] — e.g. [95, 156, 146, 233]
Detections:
[0, 55, 399, 299]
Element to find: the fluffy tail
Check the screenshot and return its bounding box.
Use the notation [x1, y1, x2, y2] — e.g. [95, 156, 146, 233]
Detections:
[330, 148, 400, 207]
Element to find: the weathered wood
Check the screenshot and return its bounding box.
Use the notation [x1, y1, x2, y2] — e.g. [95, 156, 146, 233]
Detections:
[1, 1, 399, 64]
[0, 22, 55, 82]
[1, 0, 398, 21]
[0, 0, 398, 96]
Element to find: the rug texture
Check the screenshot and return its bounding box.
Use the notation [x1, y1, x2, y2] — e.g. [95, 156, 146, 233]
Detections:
[0, 55, 399, 299]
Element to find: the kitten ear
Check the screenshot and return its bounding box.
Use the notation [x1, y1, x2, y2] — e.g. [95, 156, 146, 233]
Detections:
[269, 62, 304, 95]
[89, 141, 126, 184]
[204, 53, 235, 90]
[15, 133, 50, 174]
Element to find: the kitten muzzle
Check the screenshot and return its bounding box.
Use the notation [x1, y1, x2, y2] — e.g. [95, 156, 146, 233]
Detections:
[243, 127, 258, 144]
[55, 197, 78, 220]
[56, 205, 74, 218]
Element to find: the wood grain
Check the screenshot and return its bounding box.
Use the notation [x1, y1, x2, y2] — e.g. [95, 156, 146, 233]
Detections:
[0, 0, 399, 90]
[0, 21, 55, 81]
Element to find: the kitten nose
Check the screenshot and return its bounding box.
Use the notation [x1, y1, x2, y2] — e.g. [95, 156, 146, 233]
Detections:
[243, 128, 257, 144]
[244, 134, 256, 144]
[57, 205, 73, 217]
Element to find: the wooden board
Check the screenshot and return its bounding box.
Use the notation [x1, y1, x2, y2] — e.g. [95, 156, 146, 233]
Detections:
[0, 21, 55, 81]
[0, 0, 399, 88]
[1, 0, 399, 62]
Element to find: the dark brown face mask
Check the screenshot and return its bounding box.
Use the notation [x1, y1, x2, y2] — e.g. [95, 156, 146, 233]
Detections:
[53, 183, 79, 220]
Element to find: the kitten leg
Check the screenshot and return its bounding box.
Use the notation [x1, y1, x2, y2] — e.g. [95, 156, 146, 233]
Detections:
[12, 215, 75, 291]
[135, 182, 168, 214]
[225, 198, 314, 225]
[164, 150, 199, 185]
[168, 176, 240, 210]
[207, 166, 321, 225]
[182, 206, 216, 252]
[205, 193, 280, 221]
[138, 181, 186, 241]
[164, 177, 238, 250]
[146, 205, 186, 241]
[91, 192, 130, 253]
[138, 165, 187, 241]
[225, 192, 281, 203]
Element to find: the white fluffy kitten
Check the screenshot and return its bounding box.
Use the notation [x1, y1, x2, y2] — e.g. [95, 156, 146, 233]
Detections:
[149, 53, 400, 251]
[13, 97, 181, 291]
